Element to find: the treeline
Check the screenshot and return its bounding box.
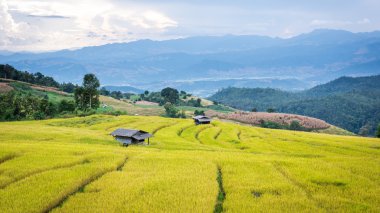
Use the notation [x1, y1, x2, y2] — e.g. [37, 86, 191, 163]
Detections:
[0, 64, 77, 93]
[100, 88, 134, 100]
[100, 86, 202, 107]
[0, 64, 60, 88]
[259, 120, 309, 131]
[210, 75, 380, 136]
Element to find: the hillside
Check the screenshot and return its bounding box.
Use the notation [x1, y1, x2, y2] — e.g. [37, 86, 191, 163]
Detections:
[0, 115, 379, 212]
[0, 78, 69, 97]
[1, 75, 351, 136]
[2, 29, 380, 96]
[210, 75, 380, 136]
[0, 76, 233, 120]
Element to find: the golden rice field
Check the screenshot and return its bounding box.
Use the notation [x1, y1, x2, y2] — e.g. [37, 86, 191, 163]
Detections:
[0, 115, 379, 212]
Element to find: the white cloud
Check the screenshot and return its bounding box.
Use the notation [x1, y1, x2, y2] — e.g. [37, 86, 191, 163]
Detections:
[0, 0, 28, 46]
[1, 0, 178, 51]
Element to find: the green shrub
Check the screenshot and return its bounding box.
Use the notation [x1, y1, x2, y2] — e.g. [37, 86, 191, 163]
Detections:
[194, 110, 205, 116]
[289, 120, 302, 130]
[260, 121, 283, 129]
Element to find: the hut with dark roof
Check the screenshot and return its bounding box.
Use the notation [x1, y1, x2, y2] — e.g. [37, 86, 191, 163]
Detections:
[193, 115, 212, 125]
[110, 128, 152, 146]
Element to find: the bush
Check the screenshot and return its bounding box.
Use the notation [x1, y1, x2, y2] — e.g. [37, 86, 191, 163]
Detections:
[164, 102, 185, 118]
[33, 111, 46, 120]
[0, 91, 60, 121]
[108, 110, 127, 116]
[76, 109, 96, 117]
[59, 100, 76, 112]
[376, 124, 380, 138]
[178, 110, 186, 118]
[260, 120, 283, 129]
[289, 120, 302, 130]
[194, 110, 205, 116]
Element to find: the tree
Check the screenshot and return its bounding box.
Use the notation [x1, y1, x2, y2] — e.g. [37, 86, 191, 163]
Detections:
[161, 87, 179, 104]
[74, 87, 86, 110]
[359, 124, 370, 136]
[60, 82, 76, 93]
[164, 102, 179, 118]
[99, 87, 110, 96]
[82, 74, 100, 109]
[110, 91, 123, 100]
[194, 110, 205, 116]
[144, 90, 149, 95]
[196, 98, 202, 107]
[251, 108, 257, 112]
[267, 108, 276, 113]
[376, 124, 380, 138]
[58, 100, 76, 112]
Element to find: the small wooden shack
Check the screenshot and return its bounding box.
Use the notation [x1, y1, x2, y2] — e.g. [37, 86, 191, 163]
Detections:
[193, 115, 212, 125]
[110, 128, 152, 146]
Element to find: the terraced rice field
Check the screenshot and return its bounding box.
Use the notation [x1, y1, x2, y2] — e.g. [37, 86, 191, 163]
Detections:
[0, 115, 379, 212]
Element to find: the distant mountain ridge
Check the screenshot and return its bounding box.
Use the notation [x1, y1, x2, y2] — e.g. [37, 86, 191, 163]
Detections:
[1, 29, 380, 96]
[209, 75, 380, 136]
[304, 75, 380, 97]
[104, 85, 144, 94]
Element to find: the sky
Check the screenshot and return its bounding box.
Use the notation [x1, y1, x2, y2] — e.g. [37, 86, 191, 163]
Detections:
[1, 0, 379, 52]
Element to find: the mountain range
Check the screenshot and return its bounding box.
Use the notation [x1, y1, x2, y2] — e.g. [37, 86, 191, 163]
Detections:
[209, 75, 380, 136]
[1, 29, 380, 96]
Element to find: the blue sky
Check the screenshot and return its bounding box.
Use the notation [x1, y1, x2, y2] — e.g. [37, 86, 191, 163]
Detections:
[1, 0, 379, 51]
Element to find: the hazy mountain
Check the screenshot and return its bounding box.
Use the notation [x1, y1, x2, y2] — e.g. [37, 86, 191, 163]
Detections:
[1, 29, 380, 96]
[104, 85, 144, 94]
[209, 75, 380, 135]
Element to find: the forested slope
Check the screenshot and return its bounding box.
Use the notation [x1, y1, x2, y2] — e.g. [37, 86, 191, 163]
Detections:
[210, 75, 380, 135]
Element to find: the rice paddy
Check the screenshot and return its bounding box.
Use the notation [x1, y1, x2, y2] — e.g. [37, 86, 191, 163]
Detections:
[0, 114, 379, 212]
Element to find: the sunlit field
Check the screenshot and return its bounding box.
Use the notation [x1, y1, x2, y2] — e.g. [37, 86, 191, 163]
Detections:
[0, 115, 379, 212]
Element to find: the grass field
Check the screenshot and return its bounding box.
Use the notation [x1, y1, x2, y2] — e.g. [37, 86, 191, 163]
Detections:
[0, 115, 379, 212]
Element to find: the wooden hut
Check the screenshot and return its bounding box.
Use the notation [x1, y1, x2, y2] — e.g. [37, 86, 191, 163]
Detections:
[110, 128, 152, 146]
[193, 115, 212, 125]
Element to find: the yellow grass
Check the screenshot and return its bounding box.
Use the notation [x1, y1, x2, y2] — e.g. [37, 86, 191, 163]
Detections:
[0, 114, 379, 212]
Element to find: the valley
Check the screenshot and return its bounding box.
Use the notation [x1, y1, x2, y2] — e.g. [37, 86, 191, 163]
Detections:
[1, 1, 380, 212]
